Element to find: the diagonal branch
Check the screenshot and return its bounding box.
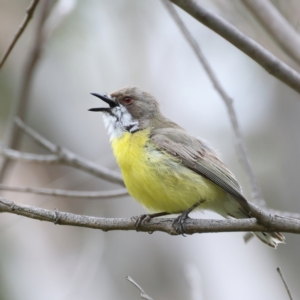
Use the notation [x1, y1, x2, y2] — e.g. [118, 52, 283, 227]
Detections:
[1, 197, 300, 235]
[0, 184, 128, 199]
[242, 0, 300, 66]
[2, 118, 124, 185]
[162, 0, 264, 206]
[0, 0, 40, 68]
[170, 0, 300, 94]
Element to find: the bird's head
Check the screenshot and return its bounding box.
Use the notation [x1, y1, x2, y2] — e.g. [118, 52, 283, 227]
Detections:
[89, 86, 160, 139]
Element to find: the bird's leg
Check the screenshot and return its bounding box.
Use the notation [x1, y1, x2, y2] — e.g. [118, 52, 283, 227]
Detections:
[135, 211, 171, 231]
[173, 200, 206, 236]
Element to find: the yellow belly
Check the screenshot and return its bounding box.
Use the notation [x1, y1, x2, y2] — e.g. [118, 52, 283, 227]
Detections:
[111, 129, 227, 213]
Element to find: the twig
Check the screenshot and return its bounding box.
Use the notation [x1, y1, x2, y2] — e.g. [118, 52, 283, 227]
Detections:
[0, 0, 40, 68]
[170, 0, 300, 94]
[0, 184, 128, 199]
[0, 148, 123, 185]
[126, 276, 154, 300]
[276, 267, 293, 300]
[2, 118, 124, 185]
[242, 0, 300, 65]
[1, 197, 300, 235]
[162, 0, 264, 206]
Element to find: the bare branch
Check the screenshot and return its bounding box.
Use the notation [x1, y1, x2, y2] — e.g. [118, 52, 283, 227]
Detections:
[127, 276, 154, 300]
[0, 184, 128, 199]
[170, 0, 300, 94]
[162, 0, 264, 207]
[0, 0, 40, 68]
[4, 118, 124, 185]
[1, 197, 300, 235]
[242, 0, 300, 65]
[1, 149, 59, 164]
[276, 267, 293, 300]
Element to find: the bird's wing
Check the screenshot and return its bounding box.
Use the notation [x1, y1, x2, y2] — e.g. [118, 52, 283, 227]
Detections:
[150, 127, 249, 209]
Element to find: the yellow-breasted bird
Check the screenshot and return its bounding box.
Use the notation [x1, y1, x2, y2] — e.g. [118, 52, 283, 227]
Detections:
[89, 86, 284, 248]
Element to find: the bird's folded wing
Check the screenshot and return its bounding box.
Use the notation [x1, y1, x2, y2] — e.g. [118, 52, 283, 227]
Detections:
[150, 128, 249, 208]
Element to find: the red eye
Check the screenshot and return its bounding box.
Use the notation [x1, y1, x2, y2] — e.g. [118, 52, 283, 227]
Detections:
[123, 96, 133, 105]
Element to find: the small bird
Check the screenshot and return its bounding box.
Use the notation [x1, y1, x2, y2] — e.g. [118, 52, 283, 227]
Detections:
[89, 86, 284, 248]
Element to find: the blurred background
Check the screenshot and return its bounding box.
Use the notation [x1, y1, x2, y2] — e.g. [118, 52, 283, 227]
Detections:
[0, 0, 300, 299]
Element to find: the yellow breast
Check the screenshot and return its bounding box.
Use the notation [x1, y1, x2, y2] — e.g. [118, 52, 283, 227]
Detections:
[111, 129, 227, 213]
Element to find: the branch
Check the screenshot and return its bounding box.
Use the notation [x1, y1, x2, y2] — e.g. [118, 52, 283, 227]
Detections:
[0, 184, 128, 199]
[126, 276, 154, 300]
[170, 0, 300, 94]
[162, 0, 264, 207]
[242, 0, 300, 65]
[1, 118, 124, 185]
[1, 197, 300, 234]
[277, 267, 293, 300]
[0, 0, 40, 68]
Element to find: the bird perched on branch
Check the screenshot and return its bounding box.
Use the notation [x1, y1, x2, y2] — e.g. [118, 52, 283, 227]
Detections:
[89, 86, 284, 248]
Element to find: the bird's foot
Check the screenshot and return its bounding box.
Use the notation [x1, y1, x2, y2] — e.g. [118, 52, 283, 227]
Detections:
[172, 200, 206, 236]
[172, 211, 191, 236]
[135, 212, 170, 232]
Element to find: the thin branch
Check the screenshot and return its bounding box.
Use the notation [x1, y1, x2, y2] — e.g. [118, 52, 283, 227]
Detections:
[5, 118, 124, 185]
[276, 267, 293, 300]
[242, 0, 300, 66]
[162, 0, 264, 206]
[1, 149, 59, 164]
[0, 0, 40, 68]
[1, 197, 300, 235]
[0, 184, 128, 199]
[126, 276, 154, 300]
[0, 147, 124, 185]
[170, 0, 300, 94]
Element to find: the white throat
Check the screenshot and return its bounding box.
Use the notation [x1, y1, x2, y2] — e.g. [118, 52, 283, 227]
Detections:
[102, 105, 139, 140]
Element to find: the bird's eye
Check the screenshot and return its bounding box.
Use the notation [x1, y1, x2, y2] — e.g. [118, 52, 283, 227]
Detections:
[123, 96, 133, 105]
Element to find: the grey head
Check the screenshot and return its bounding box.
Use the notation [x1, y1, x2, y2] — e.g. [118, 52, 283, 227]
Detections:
[89, 86, 162, 139]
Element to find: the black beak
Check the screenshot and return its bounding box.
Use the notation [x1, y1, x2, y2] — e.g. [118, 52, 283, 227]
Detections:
[89, 93, 118, 112]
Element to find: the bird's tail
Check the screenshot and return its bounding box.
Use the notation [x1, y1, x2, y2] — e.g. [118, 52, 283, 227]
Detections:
[223, 195, 285, 248]
[253, 231, 285, 248]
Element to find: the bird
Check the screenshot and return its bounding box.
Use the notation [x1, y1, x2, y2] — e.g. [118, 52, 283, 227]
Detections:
[89, 86, 284, 248]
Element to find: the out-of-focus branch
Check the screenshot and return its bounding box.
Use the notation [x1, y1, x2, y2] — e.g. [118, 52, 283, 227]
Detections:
[0, 0, 77, 182]
[1, 149, 59, 164]
[242, 0, 300, 66]
[0, 118, 124, 185]
[170, 0, 300, 94]
[1, 197, 300, 235]
[162, 0, 264, 207]
[0, 0, 40, 68]
[1, 148, 124, 186]
[0, 184, 128, 199]
[277, 267, 293, 300]
[0, 0, 52, 182]
[127, 276, 154, 300]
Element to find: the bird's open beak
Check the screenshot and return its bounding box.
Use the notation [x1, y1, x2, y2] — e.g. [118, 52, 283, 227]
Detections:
[89, 93, 118, 112]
